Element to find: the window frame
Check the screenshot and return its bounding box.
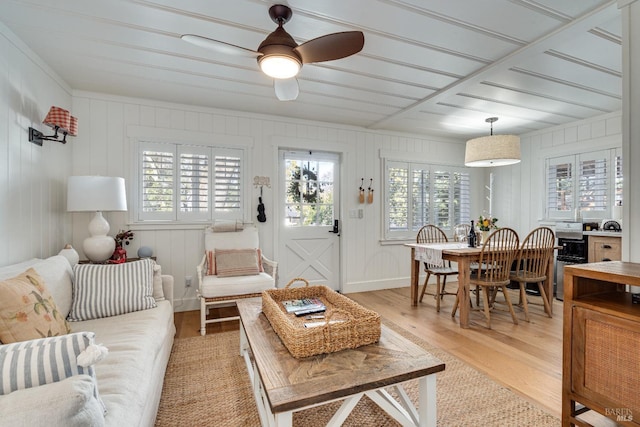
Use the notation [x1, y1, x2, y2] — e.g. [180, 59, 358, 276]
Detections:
[134, 140, 247, 224]
[383, 158, 471, 241]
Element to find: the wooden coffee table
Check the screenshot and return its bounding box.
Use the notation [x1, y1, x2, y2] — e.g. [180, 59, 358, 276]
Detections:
[237, 299, 445, 427]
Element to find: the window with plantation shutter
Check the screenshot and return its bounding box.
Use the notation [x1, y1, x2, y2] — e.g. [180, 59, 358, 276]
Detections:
[384, 159, 470, 240]
[546, 149, 621, 220]
[214, 152, 241, 212]
[547, 156, 573, 217]
[578, 153, 607, 212]
[137, 142, 245, 222]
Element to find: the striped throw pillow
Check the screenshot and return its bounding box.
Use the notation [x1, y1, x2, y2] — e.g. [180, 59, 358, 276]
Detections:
[68, 259, 156, 322]
[0, 331, 105, 412]
[215, 248, 261, 277]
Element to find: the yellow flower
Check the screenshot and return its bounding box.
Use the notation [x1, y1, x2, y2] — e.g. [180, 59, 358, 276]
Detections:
[483, 219, 490, 228]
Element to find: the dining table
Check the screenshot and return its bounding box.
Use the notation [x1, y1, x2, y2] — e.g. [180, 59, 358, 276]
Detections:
[405, 242, 556, 328]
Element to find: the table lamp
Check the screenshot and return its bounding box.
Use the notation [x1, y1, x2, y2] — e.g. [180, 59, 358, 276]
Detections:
[67, 176, 127, 262]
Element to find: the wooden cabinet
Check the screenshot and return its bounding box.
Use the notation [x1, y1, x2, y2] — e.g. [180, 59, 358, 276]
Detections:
[563, 262, 640, 426]
[588, 235, 621, 263]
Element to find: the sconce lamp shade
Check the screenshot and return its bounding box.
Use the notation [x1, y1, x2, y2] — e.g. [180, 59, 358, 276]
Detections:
[29, 106, 77, 145]
[464, 134, 521, 167]
[67, 176, 127, 262]
[43, 106, 71, 133]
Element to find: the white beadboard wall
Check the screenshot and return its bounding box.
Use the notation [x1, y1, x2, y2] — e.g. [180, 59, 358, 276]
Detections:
[0, 23, 72, 267]
[70, 91, 481, 311]
[1, 21, 625, 312]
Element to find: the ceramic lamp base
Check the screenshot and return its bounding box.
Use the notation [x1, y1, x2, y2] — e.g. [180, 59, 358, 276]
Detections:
[83, 235, 115, 262]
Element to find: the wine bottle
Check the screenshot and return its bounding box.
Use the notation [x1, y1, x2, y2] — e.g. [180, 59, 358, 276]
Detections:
[468, 220, 476, 247]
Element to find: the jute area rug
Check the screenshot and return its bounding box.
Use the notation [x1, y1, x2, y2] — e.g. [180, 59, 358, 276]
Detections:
[155, 321, 559, 427]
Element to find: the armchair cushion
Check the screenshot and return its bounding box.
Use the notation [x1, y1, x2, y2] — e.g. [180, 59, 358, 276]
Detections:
[200, 272, 274, 299]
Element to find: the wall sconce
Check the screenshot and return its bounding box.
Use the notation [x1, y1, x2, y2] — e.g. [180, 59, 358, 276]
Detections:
[29, 106, 78, 146]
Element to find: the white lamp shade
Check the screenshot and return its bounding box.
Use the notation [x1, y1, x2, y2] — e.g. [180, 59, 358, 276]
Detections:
[259, 55, 301, 79]
[67, 176, 127, 212]
[464, 135, 521, 167]
[67, 176, 127, 262]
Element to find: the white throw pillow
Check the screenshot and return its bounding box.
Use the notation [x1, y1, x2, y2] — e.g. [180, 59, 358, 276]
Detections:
[68, 259, 156, 321]
[0, 375, 105, 427]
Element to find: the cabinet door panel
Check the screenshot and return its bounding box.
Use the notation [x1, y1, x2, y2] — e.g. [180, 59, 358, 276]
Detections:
[572, 306, 640, 420]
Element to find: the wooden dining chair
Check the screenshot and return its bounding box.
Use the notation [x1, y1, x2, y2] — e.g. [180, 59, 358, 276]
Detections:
[416, 225, 458, 312]
[452, 227, 520, 328]
[509, 226, 555, 322]
[453, 223, 471, 242]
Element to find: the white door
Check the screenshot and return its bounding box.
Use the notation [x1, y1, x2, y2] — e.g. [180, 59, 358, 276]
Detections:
[278, 150, 341, 290]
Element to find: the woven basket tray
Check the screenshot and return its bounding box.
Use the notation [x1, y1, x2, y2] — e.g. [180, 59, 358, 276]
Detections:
[262, 278, 381, 358]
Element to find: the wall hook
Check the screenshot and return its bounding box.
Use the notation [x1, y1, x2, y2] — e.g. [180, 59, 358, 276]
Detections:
[367, 178, 374, 204]
[359, 178, 365, 204]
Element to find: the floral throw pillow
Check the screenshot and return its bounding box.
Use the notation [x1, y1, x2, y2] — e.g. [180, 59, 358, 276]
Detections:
[0, 268, 71, 344]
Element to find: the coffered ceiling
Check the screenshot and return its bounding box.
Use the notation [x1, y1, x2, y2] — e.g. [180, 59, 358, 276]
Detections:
[0, 0, 622, 138]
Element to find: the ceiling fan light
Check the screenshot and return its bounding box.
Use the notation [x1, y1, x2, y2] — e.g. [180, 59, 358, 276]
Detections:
[259, 55, 301, 79]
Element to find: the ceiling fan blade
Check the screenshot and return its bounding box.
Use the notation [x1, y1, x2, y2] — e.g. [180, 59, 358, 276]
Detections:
[274, 78, 299, 101]
[294, 31, 364, 64]
[181, 34, 261, 58]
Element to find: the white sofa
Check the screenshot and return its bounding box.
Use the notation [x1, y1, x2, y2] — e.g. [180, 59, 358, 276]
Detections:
[0, 255, 176, 427]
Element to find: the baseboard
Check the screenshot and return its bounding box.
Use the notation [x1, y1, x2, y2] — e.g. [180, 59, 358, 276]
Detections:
[173, 297, 200, 312]
[342, 277, 409, 294]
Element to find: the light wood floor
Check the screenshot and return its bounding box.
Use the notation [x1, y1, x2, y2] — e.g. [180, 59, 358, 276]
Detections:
[173, 284, 615, 425]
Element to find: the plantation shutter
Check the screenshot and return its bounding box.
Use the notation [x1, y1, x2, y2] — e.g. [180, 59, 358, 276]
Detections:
[547, 155, 573, 218]
[179, 145, 210, 221]
[384, 159, 470, 240]
[140, 142, 175, 221]
[454, 172, 471, 226]
[386, 161, 409, 232]
[578, 151, 607, 212]
[412, 166, 429, 230]
[137, 142, 245, 222]
[213, 148, 243, 219]
[432, 171, 452, 229]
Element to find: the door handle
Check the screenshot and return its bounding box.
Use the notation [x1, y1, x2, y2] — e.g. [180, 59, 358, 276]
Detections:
[602, 244, 612, 249]
[328, 219, 340, 235]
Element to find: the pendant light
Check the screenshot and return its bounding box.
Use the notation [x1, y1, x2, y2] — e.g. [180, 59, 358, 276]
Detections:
[465, 117, 521, 167]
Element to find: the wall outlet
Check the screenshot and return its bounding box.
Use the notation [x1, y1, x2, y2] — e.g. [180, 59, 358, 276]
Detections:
[185, 276, 192, 287]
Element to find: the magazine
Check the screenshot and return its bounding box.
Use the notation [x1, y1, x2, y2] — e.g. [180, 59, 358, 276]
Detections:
[282, 297, 326, 314]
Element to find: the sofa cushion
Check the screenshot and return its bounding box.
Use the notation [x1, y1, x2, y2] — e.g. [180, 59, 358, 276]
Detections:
[200, 271, 274, 298]
[0, 268, 71, 343]
[68, 259, 156, 322]
[0, 331, 104, 413]
[70, 300, 175, 426]
[0, 374, 105, 427]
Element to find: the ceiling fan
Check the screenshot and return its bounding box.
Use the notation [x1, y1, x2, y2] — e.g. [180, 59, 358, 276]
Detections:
[182, 4, 365, 101]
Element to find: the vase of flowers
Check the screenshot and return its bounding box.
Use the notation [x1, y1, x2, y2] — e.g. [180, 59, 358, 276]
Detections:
[477, 215, 498, 244]
[112, 230, 134, 263]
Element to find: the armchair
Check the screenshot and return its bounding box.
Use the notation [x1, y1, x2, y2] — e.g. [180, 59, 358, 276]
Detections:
[196, 225, 277, 335]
